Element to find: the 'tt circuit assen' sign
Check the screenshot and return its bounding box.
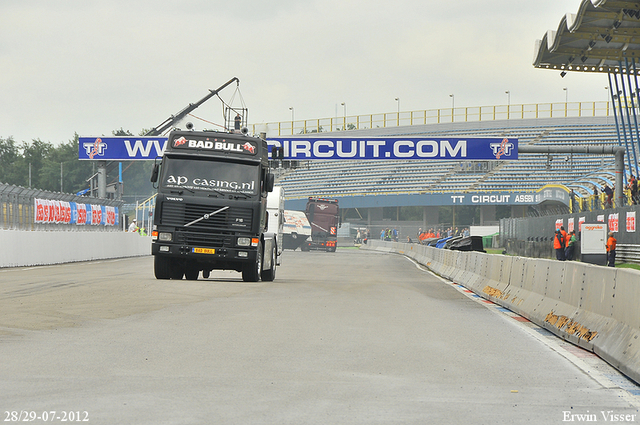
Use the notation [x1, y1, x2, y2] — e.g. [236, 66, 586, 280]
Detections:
[267, 137, 517, 160]
[79, 136, 518, 161]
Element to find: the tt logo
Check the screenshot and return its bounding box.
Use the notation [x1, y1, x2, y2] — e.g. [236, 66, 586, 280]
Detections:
[83, 138, 108, 159]
[489, 139, 514, 159]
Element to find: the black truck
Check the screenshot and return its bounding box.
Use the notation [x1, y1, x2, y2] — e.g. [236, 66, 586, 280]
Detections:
[150, 129, 276, 282]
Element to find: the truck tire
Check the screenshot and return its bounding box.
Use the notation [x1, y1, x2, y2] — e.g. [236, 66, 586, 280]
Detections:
[261, 245, 276, 281]
[185, 266, 199, 281]
[155, 257, 183, 280]
[154, 256, 171, 279]
[242, 242, 262, 282]
[170, 261, 184, 280]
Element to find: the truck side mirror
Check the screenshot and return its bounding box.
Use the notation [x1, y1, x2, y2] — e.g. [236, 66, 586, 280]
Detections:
[150, 163, 160, 183]
[266, 173, 275, 193]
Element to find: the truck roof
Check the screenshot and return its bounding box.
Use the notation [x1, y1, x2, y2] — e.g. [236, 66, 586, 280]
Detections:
[307, 197, 338, 204]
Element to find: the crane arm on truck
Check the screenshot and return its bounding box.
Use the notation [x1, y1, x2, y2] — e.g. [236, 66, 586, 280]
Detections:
[146, 77, 240, 137]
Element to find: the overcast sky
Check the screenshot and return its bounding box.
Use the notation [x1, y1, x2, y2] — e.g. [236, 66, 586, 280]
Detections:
[1, 0, 604, 145]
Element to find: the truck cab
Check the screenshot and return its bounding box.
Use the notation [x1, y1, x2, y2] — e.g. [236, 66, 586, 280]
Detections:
[150, 129, 275, 281]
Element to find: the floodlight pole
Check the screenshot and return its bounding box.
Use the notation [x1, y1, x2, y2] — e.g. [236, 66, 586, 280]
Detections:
[518, 145, 625, 208]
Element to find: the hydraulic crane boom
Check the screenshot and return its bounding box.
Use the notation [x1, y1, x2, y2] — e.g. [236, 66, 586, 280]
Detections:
[145, 77, 240, 136]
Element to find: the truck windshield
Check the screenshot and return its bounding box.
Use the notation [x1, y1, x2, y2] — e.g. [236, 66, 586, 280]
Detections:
[160, 158, 259, 196]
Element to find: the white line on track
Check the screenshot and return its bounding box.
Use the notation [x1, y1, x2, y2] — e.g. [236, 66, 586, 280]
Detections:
[401, 254, 640, 409]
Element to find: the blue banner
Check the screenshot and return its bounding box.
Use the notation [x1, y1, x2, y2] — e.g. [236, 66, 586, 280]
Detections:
[79, 136, 518, 161]
[267, 137, 517, 160]
[79, 136, 168, 160]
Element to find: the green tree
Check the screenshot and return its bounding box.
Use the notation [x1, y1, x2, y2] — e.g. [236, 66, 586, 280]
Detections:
[0, 137, 20, 184]
[11, 139, 53, 188]
[39, 134, 94, 193]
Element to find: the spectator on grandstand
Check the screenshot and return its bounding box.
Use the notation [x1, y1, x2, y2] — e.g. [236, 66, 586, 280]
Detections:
[603, 184, 613, 208]
[628, 175, 638, 205]
[592, 185, 600, 210]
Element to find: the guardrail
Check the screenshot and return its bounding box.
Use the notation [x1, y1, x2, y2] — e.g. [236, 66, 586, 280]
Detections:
[254, 101, 613, 136]
[362, 239, 640, 385]
[0, 182, 123, 232]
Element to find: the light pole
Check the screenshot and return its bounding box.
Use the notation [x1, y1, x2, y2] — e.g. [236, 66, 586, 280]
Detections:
[289, 107, 294, 132]
[563, 87, 568, 117]
[505, 91, 510, 119]
[341, 102, 346, 130]
[449, 94, 455, 122]
[395, 97, 400, 125]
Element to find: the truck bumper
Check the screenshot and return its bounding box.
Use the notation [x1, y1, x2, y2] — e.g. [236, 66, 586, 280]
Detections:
[152, 242, 258, 264]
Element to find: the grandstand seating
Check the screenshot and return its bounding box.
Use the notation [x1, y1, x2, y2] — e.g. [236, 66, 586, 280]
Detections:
[275, 116, 635, 202]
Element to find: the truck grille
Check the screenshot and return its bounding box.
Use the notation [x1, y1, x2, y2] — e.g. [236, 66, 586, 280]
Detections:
[174, 231, 231, 248]
[160, 202, 253, 232]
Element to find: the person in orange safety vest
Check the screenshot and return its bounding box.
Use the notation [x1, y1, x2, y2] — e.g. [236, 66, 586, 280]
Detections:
[606, 231, 617, 267]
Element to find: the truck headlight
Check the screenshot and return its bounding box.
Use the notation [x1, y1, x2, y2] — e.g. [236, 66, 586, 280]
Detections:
[159, 232, 173, 242]
[237, 237, 251, 246]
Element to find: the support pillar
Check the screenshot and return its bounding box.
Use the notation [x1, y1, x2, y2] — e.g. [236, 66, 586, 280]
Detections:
[97, 161, 107, 199]
[480, 205, 496, 225]
[422, 206, 439, 230]
[510, 205, 527, 219]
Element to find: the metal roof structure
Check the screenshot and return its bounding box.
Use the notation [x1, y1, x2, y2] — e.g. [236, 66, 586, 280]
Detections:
[533, 0, 640, 75]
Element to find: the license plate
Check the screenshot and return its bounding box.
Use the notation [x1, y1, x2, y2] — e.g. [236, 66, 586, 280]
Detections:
[192, 247, 215, 254]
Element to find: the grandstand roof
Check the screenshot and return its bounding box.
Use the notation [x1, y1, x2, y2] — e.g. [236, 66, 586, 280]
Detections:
[533, 0, 640, 74]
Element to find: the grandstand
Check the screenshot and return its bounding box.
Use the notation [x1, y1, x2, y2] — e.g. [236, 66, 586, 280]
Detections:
[275, 115, 627, 217]
[266, 0, 640, 225]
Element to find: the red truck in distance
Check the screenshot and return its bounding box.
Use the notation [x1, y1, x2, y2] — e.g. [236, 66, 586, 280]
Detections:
[302, 197, 340, 252]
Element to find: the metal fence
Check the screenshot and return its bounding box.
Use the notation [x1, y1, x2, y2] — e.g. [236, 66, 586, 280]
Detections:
[500, 204, 640, 264]
[0, 182, 124, 232]
[255, 101, 613, 136]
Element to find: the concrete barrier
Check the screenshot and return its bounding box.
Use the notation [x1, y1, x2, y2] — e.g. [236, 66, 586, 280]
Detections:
[362, 240, 640, 385]
[0, 230, 151, 268]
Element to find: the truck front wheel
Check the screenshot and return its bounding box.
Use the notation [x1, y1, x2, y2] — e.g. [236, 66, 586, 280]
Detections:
[185, 266, 199, 280]
[242, 243, 262, 282]
[154, 256, 171, 279]
[155, 256, 183, 280]
[261, 245, 277, 282]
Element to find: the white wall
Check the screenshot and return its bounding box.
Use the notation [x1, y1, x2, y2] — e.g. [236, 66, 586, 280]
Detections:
[0, 230, 151, 268]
